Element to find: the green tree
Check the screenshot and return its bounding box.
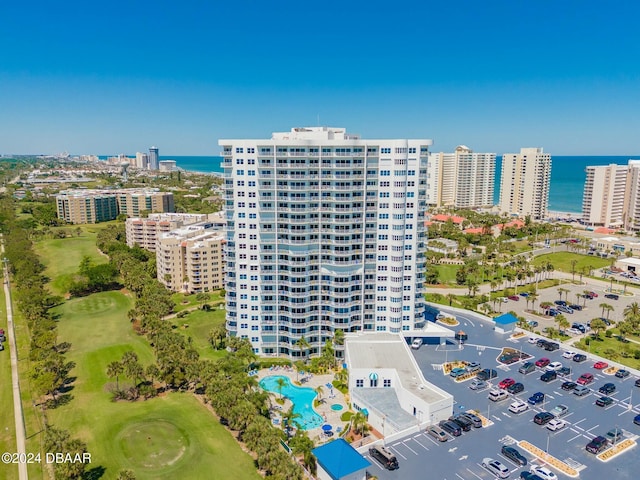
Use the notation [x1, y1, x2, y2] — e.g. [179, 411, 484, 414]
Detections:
[590, 318, 607, 339]
[106, 361, 124, 390]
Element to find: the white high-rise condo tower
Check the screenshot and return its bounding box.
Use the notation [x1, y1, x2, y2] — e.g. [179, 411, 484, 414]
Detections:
[219, 127, 432, 358]
[148, 146, 159, 170]
[499, 147, 551, 220]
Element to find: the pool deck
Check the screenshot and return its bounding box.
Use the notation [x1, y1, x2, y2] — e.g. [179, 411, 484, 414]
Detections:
[256, 367, 349, 443]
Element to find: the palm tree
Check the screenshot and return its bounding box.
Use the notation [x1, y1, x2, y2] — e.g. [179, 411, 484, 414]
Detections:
[557, 287, 570, 301]
[315, 385, 324, 404]
[623, 302, 640, 320]
[107, 361, 124, 391]
[530, 293, 539, 313]
[296, 336, 311, 364]
[590, 318, 607, 339]
[554, 314, 568, 331]
[539, 302, 553, 315]
[600, 302, 613, 318]
[446, 293, 456, 306]
[276, 377, 287, 399]
[351, 411, 370, 437]
[570, 259, 578, 282]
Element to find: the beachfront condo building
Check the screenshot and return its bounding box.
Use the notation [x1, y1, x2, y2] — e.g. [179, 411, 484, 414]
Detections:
[426, 145, 496, 208]
[126, 213, 210, 251]
[219, 127, 431, 358]
[499, 147, 551, 220]
[56, 188, 174, 224]
[582, 160, 640, 231]
[582, 164, 628, 229]
[156, 222, 225, 293]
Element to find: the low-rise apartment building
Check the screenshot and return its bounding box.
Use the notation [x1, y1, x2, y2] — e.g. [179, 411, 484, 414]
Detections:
[156, 222, 225, 293]
[56, 188, 174, 224]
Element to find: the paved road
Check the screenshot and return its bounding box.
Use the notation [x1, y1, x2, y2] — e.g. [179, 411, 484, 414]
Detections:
[2, 240, 28, 480]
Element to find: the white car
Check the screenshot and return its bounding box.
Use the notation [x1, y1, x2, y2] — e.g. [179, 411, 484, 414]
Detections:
[562, 351, 576, 359]
[546, 418, 567, 431]
[550, 404, 569, 417]
[530, 465, 558, 480]
[566, 328, 582, 335]
[508, 400, 529, 414]
[546, 361, 563, 371]
[482, 458, 510, 479]
[528, 337, 537, 344]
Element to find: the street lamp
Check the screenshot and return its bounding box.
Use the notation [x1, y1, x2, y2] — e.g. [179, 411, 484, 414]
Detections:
[441, 341, 448, 364]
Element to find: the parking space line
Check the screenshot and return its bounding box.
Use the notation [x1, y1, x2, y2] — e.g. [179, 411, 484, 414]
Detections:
[402, 440, 419, 455]
[586, 424, 599, 433]
[468, 467, 486, 479]
[364, 455, 384, 470]
[413, 437, 430, 451]
[389, 445, 407, 459]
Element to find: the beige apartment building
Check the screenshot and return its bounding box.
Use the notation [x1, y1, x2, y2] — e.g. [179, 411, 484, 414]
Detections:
[426, 146, 496, 208]
[156, 222, 225, 293]
[582, 160, 640, 231]
[126, 213, 209, 251]
[499, 147, 551, 220]
[582, 164, 628, 228]
[56, 188, 174, 224]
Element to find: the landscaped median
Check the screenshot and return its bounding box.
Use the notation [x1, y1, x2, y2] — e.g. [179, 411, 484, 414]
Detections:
[518, 440, 579, 478]
[597, 438, 636, 462]
[467, 409, 493, 428]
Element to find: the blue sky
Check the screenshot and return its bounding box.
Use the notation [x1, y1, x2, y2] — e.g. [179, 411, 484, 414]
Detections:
[1, 0, 639, 155]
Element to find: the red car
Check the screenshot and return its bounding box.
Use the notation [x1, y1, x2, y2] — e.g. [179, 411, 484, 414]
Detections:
[577, 373, 594, 385]
[508, 295, 520, 301]
[588, 291, 598, 298]
[594, 361, 609, 370]
[498, 378, 516, 389]
[535, 358, 551, 368]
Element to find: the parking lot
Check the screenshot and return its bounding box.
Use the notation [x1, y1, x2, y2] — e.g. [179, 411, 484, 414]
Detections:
[364, 307, 640, 479]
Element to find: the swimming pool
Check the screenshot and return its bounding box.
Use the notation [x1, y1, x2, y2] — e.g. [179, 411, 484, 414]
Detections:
[259, 375, 324, 430]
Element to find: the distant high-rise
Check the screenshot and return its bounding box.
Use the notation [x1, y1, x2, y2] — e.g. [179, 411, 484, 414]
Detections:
[582, 164, 627, 229]
[135, 152, 149, 169]
[499, 147, 551, 220]
[426, 146, 496, 208]
[149, 146, 159, 170]
[219, 126, 431, 358]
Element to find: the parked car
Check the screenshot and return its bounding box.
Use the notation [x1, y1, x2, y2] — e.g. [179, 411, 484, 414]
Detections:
[529, 465, 558, 480]
[426, 424, 448, 442]
[527, 337, 537, 344]
[558, 366, 572, 377]
[481, 458, 510, 479]
[573, 385, 590, 396]
[554, 300, 567, 306]
[439, 420, 462, 437]
[561, 381, 577, 391]
[577, 373, 594, 385]
[635, 378, 640, 388]
[594, 361, 609, 369]
[411, 338, 423, 349]
[509, 400, 529, 414]
[562, 351, 576, 359]
[520, 472, 544, 480]
[546, 418, 567, 431]
[528, 392, 545, 405]
[534, 412, 555, 425]
[634, 414, 640, 426]
[520, 292, 530, 297]
[477, 368, 498, 381]
[557, 305, 574, 314]
[450, 367, 467, 378]
[588, 291, 598, 298]
[566, 328, 582, 335]
[527, 320, 539, 328]
[546, 361, 563, 371]
[519, 362, 536, 374]
[606, 428, 623, 444]
[488, 389, 509, 402]
[615, 369, 630, 379]
[369, 445, 399, 470]
[573, 354, 587, 363]
[508, 295, 520, 301]
[571, 323, 587, 334]
[501, 445, 527, 466]
[604, 293, 619, 300]
[535, 358, 551, 368]
[544, 342, 560, 351]
[547, 308, 559, 317]
[596, 396, 614, 407]
[461, 412, 483, 428]
[550, 404, 568, 417]
[586, 435, 609, 454]
[499, 378, 516, 389]
[569, 304, 583, 311]
[541, 371, 557, 382]
[536, 339, 549, 348]
[466, 361, 481, 373]
[449, 414, 472, 432]
[599, 383, 616, 395]
[507, 382, 525, 394]
[469, 379, 488, 390]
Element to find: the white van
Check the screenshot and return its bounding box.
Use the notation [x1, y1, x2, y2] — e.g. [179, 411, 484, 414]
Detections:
[411, 338, 423, 349]
[488, 389, 508, 402]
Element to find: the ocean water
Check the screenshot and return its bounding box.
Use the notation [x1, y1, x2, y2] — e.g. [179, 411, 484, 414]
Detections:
[106, 155, 640, 214]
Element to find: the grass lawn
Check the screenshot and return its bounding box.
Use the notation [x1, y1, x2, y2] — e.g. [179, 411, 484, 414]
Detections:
[34, 232, 108, 296]
[169, 308, 227, 361]
[46, 290, 259, 479]
[432, 264, 461, 284]
[172, 291, 225, 312]
[531, 252, 610, 275]
[574, 334, 640, 370]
